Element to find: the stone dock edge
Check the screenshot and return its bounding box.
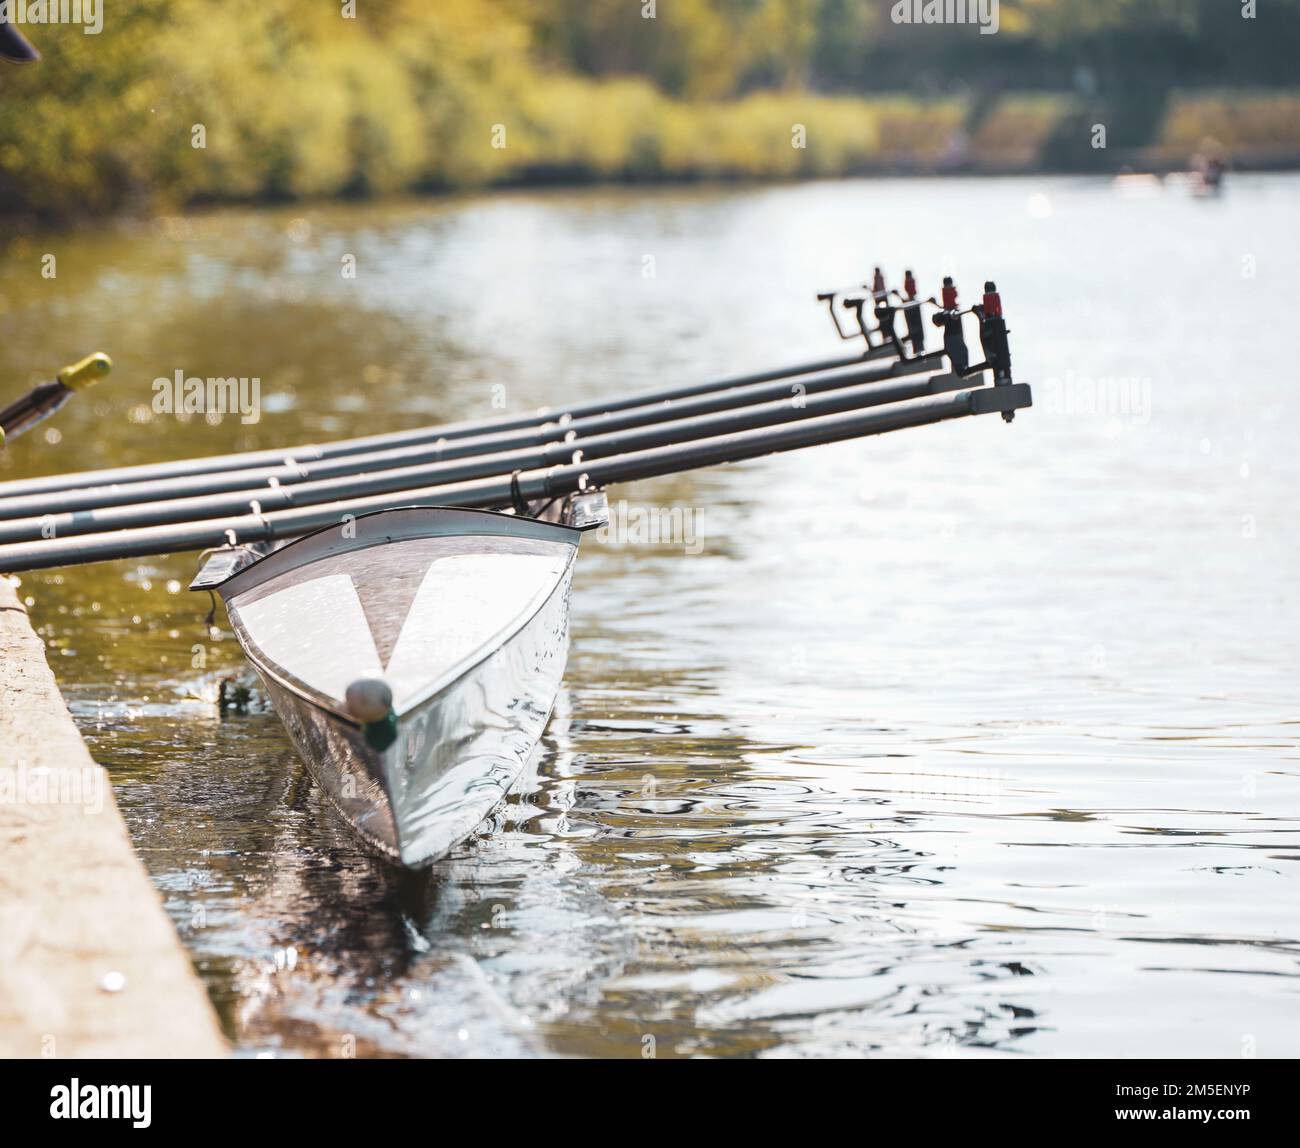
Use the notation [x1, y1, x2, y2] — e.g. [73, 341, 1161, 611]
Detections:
[0, 576, 227, 1058]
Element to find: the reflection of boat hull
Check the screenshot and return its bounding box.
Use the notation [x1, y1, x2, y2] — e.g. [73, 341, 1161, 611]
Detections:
[211, 506, 587, 867]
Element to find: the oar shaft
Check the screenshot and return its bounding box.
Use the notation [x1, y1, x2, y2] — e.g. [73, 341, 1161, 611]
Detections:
[0, 348, 901, 500]
[0, 369, 966, 543]
[0, 353, 112, 447]
[0, 382, 73, 443]
[0, 351, 945, 521]
[548, 386, 1028, 494]
[0, 384, 1030, 572]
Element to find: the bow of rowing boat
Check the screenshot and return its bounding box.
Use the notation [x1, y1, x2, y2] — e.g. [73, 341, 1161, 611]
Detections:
[208, 506, 582, 866]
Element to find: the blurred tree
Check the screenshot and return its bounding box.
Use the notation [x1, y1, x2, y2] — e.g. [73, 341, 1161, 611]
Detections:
[0, 0, 1297, 220]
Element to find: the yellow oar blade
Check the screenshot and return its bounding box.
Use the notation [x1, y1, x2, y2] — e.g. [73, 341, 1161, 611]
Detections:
[0, 352, 113, 448]
[57, 352, 112, 391]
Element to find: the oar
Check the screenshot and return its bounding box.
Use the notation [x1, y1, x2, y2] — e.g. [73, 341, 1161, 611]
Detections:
[0, 349, 948, 521]
[0, 267, 963, 501]
[0, 17, 39, 63]
[0, 382, 1031, 572]
[0, 354, 112, 448]
[0, 346, 911, 502]
[0, 368, 970, 543]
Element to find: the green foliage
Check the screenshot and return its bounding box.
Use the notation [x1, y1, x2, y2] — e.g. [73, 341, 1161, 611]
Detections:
[1158, 90, 1300, 160]
[0, 0, 1296, 220]
[0, 0, 532, 214]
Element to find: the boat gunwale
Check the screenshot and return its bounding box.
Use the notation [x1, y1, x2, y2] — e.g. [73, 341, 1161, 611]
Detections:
[215, 504, 581, 595]
[222, 507, 580, 724]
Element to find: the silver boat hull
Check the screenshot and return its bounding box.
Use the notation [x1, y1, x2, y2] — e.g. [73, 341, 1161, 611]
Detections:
[250, 569, 571, 865]
[209, 505, 592, 867]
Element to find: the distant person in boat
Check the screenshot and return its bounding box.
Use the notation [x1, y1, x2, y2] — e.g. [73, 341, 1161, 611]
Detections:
[1192, 137, 1227, 194]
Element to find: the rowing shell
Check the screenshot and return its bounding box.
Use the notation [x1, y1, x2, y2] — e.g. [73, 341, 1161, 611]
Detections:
[200, 502, 603, 866]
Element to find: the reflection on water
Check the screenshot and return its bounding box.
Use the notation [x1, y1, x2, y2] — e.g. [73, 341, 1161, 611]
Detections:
[8, 175, 1300, 1057]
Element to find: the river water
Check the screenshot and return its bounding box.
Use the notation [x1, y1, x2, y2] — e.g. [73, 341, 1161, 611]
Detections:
[3, 174, 1296, 1058]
